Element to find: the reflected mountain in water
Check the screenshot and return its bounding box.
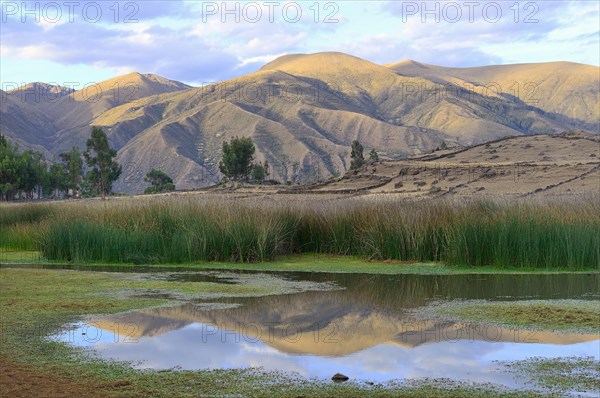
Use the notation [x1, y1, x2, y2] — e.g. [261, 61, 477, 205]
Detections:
[89, 272, 599, 356]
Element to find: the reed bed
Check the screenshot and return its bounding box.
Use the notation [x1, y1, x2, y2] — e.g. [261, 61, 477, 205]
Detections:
[0, 204, 55, 250]
[1, 195, 598, 269]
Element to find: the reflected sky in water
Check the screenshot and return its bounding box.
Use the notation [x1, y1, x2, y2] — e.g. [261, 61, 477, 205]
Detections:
[52, 271, 599, 389]
[56, 320, 598, 388]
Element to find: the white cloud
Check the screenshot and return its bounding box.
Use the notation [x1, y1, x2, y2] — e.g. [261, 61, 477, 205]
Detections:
[237, 53, 288, 68]
[5, 44, 57, 60]
[1, 0, 597, 84]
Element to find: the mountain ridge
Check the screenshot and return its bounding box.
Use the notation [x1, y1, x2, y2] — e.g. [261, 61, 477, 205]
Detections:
[1, 52, 598, 193]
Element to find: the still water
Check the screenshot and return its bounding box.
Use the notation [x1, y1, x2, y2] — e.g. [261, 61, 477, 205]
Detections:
[54, 272, 599, 390]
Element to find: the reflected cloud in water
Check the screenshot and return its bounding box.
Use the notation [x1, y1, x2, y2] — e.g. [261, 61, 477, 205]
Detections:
[53, 272, 600, 388]
[57, 320, 598, 387]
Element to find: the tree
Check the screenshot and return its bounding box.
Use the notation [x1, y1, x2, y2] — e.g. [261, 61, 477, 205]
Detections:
[251, 160, 270, 183]
[0, 135, 20, 200]
[17, 149, 46, 199]
[218, 136, 255, 182]
[278, 154, 290, 184]
[369, 149, 379, 163]
[59, 147, 83, 197]
[0, 136, 49, 200]
[84, 127, 121, 200]
[290, 161, 301, 184]
[45, 162, 68, 198]
[350, 140, 365, 170]
[144, 169, 176, 194]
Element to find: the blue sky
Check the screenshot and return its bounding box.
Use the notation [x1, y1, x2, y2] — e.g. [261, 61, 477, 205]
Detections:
[1, 0, 599, 87]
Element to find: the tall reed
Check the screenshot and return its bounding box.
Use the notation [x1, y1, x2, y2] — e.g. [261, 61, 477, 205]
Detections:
[2, 195, 598, 269]
[0, 203, 54, 250]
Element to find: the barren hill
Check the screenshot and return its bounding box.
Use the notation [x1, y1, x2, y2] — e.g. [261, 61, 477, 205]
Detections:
[1, 53, 598, 193]
[304, 132, 599, 198]
[98, 53, 597, 192]
[1, 73, 191, 156]
[0, 89, 56, 155]
[387, 60, 599, 127]
[7, 82, 75, 106]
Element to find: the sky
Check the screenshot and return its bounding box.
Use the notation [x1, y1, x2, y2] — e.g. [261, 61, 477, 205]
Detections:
[1, 0, 599, 87]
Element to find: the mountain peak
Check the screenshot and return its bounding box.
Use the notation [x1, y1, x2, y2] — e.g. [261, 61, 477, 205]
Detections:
[63, 72, 192, 100]
[385, 60, 428, 69]
[261, 52, 378, 73]
[8, 82, 76, 96]
[259, 54, 307, 71]
[139, 73, 191, 89]
[4, 82, 75, 105]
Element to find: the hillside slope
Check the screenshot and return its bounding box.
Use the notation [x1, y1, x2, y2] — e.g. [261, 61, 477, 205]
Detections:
[100, 53, 595, 192]
[306, 132, 599, 197]
[387, 60, 599, 128]
[1, 53, 598, 194]
[6, 82, 75, 106]
[1, 73, 191, 156]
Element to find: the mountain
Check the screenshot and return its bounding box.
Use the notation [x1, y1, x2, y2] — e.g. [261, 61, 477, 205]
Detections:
[7, 82, 75, 106]
[1, 73, 191, 158]
[0, 89, 56, 155]
[39, 72, 192, 129]
[1, 53, 598, 193]
[307, 132, 600, 197]
[90, 280, 599, 354]
[386, 60, 599, 127]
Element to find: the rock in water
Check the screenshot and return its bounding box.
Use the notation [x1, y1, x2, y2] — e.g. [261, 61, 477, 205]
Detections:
[331, 373, 349, 382]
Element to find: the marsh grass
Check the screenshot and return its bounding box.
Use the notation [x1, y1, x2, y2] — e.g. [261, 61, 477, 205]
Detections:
[418, 299, 600, 334]
[448, 218, 599, 268]
[0, 203, 54, 250]
[1, 196, 598, 269]
[0, 224, 40, 250]
[501, 356, 600, 394]
[0, 203, 55, 226]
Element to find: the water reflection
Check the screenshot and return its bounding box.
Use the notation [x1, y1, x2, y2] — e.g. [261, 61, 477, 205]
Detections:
[54, 272, 599, 388]
[58, 317, 598, 387]
[84, 301, 598, 354]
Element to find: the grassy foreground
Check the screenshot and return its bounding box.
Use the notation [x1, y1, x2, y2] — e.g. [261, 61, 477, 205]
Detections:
[1, 196, 599, 270]
[2, 251, 599, 275]
[500, 356, 600, 394]
[0, 268, 551, 398]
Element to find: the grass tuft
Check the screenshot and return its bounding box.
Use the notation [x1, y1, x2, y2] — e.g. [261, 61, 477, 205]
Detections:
[1, 197, 598, 269]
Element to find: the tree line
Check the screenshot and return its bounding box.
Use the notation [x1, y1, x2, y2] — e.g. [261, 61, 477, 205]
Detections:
[0, 127, 124, 200]
[1, 128, 378, 200]
[1, 126, 180, 201]
[219, 136, 378, 182]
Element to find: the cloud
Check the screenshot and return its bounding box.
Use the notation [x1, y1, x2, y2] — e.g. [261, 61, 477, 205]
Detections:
[4, 0, 188, 23]
[1, 0, 342, 83]
[1, 0, 597, 84]
[236, 53, 287, 68]
[377, 0, 598, 66]
[333, 32, 502, 67]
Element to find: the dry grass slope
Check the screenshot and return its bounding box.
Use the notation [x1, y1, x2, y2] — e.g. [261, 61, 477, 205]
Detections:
[313, 132, 599, 198]
[2, 53, 598, 193]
